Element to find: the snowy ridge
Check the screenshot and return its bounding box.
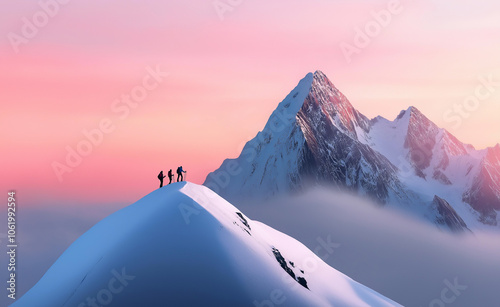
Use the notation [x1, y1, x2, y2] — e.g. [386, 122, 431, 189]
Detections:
[205, 71, 500, 232]
[368, 106, 499, 229]
[11, 183, 401, 307]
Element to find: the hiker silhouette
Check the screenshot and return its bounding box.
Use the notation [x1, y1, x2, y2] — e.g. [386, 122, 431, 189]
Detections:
[177, 166, 186, 182]
[158, 171, 166, 188]
[168, 169, 174, 184]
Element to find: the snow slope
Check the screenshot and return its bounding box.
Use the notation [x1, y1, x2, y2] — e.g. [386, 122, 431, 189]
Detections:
[11, 182, 401, 307]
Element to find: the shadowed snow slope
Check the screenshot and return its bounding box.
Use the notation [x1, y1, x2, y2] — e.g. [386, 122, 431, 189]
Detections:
[11, 182, 401, 307]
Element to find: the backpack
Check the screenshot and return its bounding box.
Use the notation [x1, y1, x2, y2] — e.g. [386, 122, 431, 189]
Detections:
[176, 167, 181, 174]
[158, 172, 163, 180]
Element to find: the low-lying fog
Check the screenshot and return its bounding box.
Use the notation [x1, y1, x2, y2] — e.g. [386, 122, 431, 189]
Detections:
[239, 188, 500, 307]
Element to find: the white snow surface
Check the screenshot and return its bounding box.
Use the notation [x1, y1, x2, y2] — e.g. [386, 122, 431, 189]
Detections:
[366, 109, 491, 230]
[11, 182, 401, 307]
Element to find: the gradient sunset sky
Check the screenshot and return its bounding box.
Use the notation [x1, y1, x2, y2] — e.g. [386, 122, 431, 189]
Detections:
[2, 0, 500, 206]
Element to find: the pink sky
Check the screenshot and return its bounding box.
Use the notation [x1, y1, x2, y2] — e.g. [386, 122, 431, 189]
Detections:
[1, 0, 500, 206]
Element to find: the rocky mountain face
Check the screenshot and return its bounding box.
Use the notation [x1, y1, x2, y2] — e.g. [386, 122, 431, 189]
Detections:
[294, 71, 409, 203]
[204, 71, 500, 232]
[432, 195, 470, 232]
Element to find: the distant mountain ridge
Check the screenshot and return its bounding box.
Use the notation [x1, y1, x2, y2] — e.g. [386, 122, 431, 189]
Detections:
[205, 71, 500, 232]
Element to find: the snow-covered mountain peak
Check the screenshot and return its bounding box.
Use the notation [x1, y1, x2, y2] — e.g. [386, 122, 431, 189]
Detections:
[260, 72, 314, 135]
[311, 70, 340, 94]
[487, 143, 500, 159]
[406, 105, 435, 131]
[206, 71, 410, 206]
[13, 182, 401, 307]
[406, 105, 422, 115]
[313, 69, 327, 77]
[260, 70, 368, 142]
[301, 70, 370, 140]
[206, 71, 500, 231]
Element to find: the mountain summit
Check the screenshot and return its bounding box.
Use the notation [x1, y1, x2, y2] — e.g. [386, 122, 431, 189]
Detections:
[205, 71, 500, 231]
[12, 183, 401, 307]
[205, 71, 409, 204]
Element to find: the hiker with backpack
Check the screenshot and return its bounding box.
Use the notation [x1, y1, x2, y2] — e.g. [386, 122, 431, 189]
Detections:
[168, 169, 174, 184]
[158, 171, 166, 188]
[177, 166, 186, 182]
